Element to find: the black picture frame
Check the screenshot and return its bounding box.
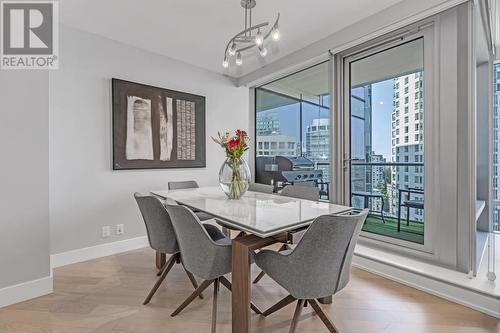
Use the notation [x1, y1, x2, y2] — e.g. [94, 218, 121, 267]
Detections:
[112, 78, 206, 170]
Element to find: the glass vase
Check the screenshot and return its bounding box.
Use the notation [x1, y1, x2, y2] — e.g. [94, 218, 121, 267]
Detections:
[218, 157, 250, 199]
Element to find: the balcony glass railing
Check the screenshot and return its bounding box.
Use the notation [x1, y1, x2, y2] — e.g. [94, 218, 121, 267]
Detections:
[350, 161, 425, 244]
[351, 162, 424, 213]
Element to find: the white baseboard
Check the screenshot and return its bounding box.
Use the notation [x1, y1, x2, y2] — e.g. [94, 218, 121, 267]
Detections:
[353, 254, 500, 319]
[0, 275, 53, 308]
[0, 237, 148, 309]
[51, 236, 149, 269]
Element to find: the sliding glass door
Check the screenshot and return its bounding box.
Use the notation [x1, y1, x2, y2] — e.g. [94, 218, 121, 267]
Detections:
[343, 33, 431, 247]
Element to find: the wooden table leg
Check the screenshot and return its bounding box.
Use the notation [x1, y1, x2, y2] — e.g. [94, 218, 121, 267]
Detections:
[232, 234, 283, 333]
[318, 295, 333, 304]
[155, 251, 166, 271]
[232, 238, 252, 333]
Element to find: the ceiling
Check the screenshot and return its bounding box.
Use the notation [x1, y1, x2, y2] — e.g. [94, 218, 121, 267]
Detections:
[60, 0, 405, 78]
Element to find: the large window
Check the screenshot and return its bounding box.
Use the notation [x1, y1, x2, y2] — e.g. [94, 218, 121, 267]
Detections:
[347, 38, 425, 244]
[492, 63, 500, 232]
[255, 62, 330, 197]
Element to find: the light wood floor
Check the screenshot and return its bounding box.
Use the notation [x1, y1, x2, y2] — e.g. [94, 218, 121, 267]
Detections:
[0, 247, 498, 333]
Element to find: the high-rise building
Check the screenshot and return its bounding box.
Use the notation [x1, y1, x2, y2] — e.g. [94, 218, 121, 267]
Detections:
[305, 118, 330, 181]
[305, 118, 329, 160]
[256, 113, 299, 157]
[256, 113, 281, 135]
[256, 135, 299, 156]
[371, 152, 386, 186]
[391, 72, 424, 222]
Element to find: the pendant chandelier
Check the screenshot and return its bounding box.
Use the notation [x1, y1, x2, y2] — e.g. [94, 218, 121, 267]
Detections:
[222, 0, 280, 68]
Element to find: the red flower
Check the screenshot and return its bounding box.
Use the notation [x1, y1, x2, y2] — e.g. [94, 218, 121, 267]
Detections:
[236, 129, 248, 138]
[227, 138, 241, 150]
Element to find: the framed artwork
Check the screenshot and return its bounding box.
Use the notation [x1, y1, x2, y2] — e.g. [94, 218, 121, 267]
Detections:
[112, 78, 206, 170]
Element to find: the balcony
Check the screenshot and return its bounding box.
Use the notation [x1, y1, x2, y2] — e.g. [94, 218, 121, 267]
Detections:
[351, 161, 425, 244]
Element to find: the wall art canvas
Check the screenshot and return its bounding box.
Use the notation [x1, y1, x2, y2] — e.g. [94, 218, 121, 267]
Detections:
[112, 79, 206, 170]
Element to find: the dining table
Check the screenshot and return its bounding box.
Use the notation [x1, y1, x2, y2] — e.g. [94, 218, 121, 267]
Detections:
[151, 186, 352, 333]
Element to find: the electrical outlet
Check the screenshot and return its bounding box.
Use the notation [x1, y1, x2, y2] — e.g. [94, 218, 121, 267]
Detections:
[102, 226, 111, 238]
[116, 224, 124, 235]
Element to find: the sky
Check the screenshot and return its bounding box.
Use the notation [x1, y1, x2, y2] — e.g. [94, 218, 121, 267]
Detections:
[371, 79, 394, 160]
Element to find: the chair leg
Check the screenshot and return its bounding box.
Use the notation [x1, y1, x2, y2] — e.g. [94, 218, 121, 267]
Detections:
[262, 294, 296, 316]
[171, 279, 214, 317]
[253, 270, 266, 284]
[309, 299, 339, 333]
[211, 278, 219, 333]
[156, 251, 166, 273]
[219, 276, 262, 314]
[288, 299, 304, 333]
[143, 253, 176, 305]
[184, 267, 204, 299]
[156, 262, 167, 276]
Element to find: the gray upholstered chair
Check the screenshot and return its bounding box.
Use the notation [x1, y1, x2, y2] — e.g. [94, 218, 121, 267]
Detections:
[253, 184, 320, 284]
[248, 182, 275, 194]
[167, 180, 214, 221]
[165, 204, 260, 333]
[281, 184, 320, 201]
[134, 193, 220, 305]
[167, 180, 200, 190]
[255, 209, 369, 333]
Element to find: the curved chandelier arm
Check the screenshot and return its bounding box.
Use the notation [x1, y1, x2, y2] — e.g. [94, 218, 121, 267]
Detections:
[223, 13, 280, 57]
[224, 22, 269, 54]
[263, 13, 280, 40]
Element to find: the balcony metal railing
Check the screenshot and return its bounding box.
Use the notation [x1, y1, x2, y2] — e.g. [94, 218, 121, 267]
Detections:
[351, 162, 424, 167]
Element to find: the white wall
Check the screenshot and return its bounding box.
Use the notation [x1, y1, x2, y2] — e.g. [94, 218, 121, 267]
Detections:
[49, 26, 249, 255]
[0, 71, 51, 289]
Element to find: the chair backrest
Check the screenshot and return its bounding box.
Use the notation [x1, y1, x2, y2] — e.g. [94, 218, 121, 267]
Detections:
[165, 204, 230, 280]
[168, 180, 199, 190]
[248, 183, 274, 194]
[134, 193, 178, 254]
[281, 184, 319, 201]
[288, 209, 368, 299]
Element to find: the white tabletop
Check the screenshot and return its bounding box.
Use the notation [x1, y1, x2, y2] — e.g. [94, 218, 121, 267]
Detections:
[151, 186, 352, 238]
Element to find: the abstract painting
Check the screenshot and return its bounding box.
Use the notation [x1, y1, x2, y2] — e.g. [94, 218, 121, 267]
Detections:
[112, 79, 206, 170]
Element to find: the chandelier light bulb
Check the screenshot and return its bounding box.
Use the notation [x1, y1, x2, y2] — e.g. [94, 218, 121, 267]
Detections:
[272, 27, 280, 41]
[236, 52, 243, 66]
[228, 43, 237, 56]
[255, 30, 263, 46]
[258, 45, 268, 57]
[222, 2, 279, 69]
